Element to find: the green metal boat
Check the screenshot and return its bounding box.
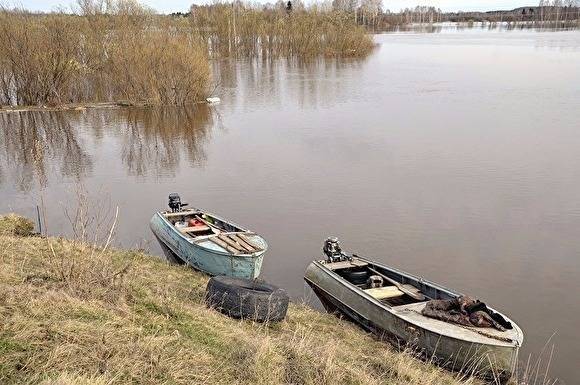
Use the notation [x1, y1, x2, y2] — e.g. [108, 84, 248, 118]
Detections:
[150, 194, 267, 279]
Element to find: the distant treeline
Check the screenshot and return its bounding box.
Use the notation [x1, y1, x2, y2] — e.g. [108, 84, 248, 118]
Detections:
[303, 0, 580, 29]
[431, 5, 580, 25]
[0, 0, 373, 107]
[175, 1, 580, 31]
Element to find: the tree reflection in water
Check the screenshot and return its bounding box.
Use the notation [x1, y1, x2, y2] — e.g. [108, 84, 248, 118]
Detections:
[0, 105, 214, 190]
[117, 105, 213, 177]
[0, 111, 92, 191]
[212, 57, 365, 111]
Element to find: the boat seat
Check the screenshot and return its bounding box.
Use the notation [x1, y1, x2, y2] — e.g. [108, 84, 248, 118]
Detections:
[179, 225, 211, 233]
[325, 260, 368, 270]
[364, 284, 421, 300]
[164, 211, 197, 218]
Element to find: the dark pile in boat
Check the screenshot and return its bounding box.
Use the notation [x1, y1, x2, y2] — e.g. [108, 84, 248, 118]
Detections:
[422, 295, 513, 331]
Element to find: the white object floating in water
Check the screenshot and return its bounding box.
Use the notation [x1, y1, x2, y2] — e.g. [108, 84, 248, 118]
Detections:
[206, 97, 221, 104]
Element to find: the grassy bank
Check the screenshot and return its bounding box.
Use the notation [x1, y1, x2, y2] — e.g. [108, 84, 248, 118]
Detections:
[0, 214, 471, 385]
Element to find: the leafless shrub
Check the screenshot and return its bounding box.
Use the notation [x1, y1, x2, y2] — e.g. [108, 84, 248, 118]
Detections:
[190, 2, 375, 58]
[0, 1, 210, 107]
[62, 185, 118, 247]
[0, 1, 375, 107]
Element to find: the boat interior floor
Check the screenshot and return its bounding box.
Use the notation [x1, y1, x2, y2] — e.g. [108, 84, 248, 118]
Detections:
[322, 259, 519, 344]
[162, 210, 263, 254]
[328, 260, 426, 307]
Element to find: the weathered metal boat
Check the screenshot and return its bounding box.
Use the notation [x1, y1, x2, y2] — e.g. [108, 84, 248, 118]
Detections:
[150, 194, 267, 279]
[304, 238, 523, 382]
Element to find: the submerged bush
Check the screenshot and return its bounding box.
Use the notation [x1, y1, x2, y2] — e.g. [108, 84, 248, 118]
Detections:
[0, 3, 210, 106]
[0, 1, 373, 107]
[105, 20, 210, 104]
[190, 3, 375, 58]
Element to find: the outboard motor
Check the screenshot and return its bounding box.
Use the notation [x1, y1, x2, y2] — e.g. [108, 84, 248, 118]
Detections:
[323, 237, 347, 263]
[168, 193, 188, 213]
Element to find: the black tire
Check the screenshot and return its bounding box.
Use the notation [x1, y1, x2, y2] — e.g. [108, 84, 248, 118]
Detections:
[205, 276, 289, 323]
[344, 270, 368, 285]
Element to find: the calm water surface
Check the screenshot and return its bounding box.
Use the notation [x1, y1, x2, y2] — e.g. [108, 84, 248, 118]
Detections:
[1, 27, 579, 384]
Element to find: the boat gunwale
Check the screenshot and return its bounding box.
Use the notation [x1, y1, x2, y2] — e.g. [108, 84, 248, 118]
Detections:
[155, 212, 268, 258]
[307, 258, 523, 348]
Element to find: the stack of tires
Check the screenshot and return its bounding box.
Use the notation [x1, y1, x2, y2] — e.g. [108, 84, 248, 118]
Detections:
[205, 276, 289, 323]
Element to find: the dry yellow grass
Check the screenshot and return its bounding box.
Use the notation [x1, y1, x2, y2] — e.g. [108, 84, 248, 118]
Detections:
[0, 214, 34, 236]
[0, 215, 474, 385]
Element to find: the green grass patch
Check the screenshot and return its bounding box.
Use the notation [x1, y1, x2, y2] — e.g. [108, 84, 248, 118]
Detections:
[0, 337, 27, 354]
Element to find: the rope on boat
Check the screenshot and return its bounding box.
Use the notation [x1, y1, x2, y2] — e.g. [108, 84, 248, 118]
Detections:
[460, 326, 514, 343]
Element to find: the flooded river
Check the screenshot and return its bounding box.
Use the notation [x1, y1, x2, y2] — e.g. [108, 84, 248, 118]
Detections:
[1, 27, 579, 383]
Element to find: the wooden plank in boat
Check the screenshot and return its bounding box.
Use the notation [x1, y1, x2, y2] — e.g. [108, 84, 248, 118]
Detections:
[197, 216, 220, 231]
[231, 234, 257, 252]
[217, 234, 246, 253]
[164, 211, 196, 218]
[324, 260, 368, 270]
[364, 284, 421, 300]
[238, 234, 261, 251]
[209, 237, 239, 254]
[364, 286, 404, 299]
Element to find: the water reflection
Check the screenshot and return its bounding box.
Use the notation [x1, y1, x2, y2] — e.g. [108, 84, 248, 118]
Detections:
[113, 106, 213, 178]
[213, 57, 366, 110]
[0, 111, 92, 191]
[0, 54, 365, 191]
[0, 105, 215, 189]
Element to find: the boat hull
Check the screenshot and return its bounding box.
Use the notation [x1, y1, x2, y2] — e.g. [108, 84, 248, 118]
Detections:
[150, 213, 264, 279]
[305, 261, 520, 382]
